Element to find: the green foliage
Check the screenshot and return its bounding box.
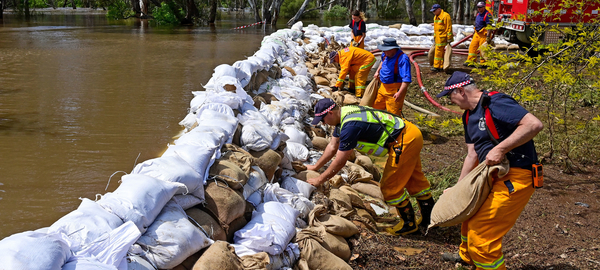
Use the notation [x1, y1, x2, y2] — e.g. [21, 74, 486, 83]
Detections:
[280, 0, 319, 19]
[30, 0, 48, 8]
[106, 0, 134, 20]
[152, 2, 184, 25]
[474, 2, 600, 169]
[426, 155, 463, 201]
[323, 5, 347, 19]
[378, 6, 404, 19]
[414, 113, 464, 137]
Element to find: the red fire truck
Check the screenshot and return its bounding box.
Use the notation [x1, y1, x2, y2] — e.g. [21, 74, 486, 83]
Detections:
[488, 0, 600, 45]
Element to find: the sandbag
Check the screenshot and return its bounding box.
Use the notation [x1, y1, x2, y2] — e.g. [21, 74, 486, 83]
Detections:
[480, 42, 488, 61]
[220, 143, 255, 177]
[209, 159, 248, 190]
[443, 44, 452, 70]
[295, 228, 352, 270]
[241, 252, 270, 270]
[359, 79, 380, 107]
[172, 194, 203, 210]
[343, 161, 373, 184]
[343, 94, 360, 105]
[0, 231, 71, 270]
[319, 227, 351, 262]
[249, 148, 283, 182]
[428, 46, 435, 66]
[132, 155, 204, 197]
[294, 170, 320, 181]
[351, 181, 384, 200]
[429, 159, 509, 228]
[281, 176, 316, 199]
[314, 76, 329, 86]
[193, 241, 243, 270]
[204, 180, 247, 226]
[234, 212, 296, 255]
[329, 188, 353, 211]
[339, 185, 365, 209]
[185, 207, 227, 241]
[162, 143, 218, 186]
[226, 216, 249, 243]
[311, 136, 329, 151]
[308, 205, 358, 238]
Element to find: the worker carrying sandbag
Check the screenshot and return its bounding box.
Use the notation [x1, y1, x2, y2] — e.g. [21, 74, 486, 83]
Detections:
[436, 71, 544, 270]
[329, 46, 376, 98]
[349, 10, 367, 49]
[373, 38, 412, 115]
[306, 98, 435, 236]
[430, 3, 453, 72]
[464, 1, 492, 67]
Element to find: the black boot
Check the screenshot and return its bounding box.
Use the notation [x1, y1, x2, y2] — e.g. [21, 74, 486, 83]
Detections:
[386, 201, 419, 236]
[417, 195, 435, 229]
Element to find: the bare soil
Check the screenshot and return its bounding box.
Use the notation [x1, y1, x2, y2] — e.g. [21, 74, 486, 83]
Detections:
[345, 68, 600, 270]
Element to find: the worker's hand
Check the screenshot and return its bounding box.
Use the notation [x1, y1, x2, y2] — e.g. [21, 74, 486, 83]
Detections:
[393, 91, 403, 102]
[331, 86, 339, 91]
[374, 72, 379, 78]
[485, 147, 504, 166]
[307, 177, 323, 187]
[443, 188, 451, 194]
[305, 164, 318, 171]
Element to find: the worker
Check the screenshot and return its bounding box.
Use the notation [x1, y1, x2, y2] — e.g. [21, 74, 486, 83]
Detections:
[373, 38, 412, 115]
[437, 72, 543, 270]
[306, 98, 435, 235]
[350, 10, 367, 49]
[464, 1, 492, 67]
[329, 46, 376, 98]
[430, 3, 453, 72]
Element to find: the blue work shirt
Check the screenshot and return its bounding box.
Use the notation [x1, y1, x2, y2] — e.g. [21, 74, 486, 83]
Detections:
[333, 121, 402, 151]
[379, 50, 412, 84]
[350, 19, 366, 37]
[462, 91, 538, 169]
[475, 10, 491, 32]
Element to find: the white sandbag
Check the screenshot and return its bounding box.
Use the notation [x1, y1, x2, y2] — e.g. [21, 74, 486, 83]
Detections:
[196, 109, 238, 143]
[0, 231, 71, 270]
[213, 64, 238, 79]
[135, 201, 214, 269]
[62, 257, 117, 270]
[48, 198, 123, 253]
[254, 201, 300, 225]
[173, 125, 228, 150]
[132, 155, 203, 197]
[214, 75, 244, 93]
[263, 183, 315, 219]
[243, 166, 269, 199]
[178, 112, 197, 131]
[125, 255, 155, 270]
[280, 176, 316, 199]
[172, 194, 203, 210]
[233, 212, 296, 255]
[190, 91, 209, 113]
[162, 144, 218, 186]
[68, 221, 140, 269]
[269, 243, 300, 270]
[283, 142, 309, 162]
[247, 190, 263, 207]
[283, 126, 310, 145]
[196, 102, 235, 118]
[240, 121, 279, 152]
[97, 174, 185, 234]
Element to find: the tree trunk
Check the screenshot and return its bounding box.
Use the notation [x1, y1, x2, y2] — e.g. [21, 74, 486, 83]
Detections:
[72, 0, 76, 9]
[247, 0, 262, 22]
[131, 0, 140, 15]
[452, 0, 458, 20]
[421, 0, 425, 23]
[208, 0, 217, 23]
[457, 0, 463, 21]
[287, 0, 311, 26]
[464, 0, 470, 24]
[140, 0, 149, 17]
[24, 0, 30, 17]
[269, 0, 282, 25]
[0, 0, 3, 20]
[405, 0, 416, 26]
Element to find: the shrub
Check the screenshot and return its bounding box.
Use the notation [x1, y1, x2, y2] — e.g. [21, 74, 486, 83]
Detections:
[323, 5, 347, 19]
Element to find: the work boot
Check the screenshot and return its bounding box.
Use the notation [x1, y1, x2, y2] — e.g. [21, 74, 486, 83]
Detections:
[355, 88, 364, 98]
[430, 67, 443, 72]
[417, 195, 435, 229]
[386, 201, 419, 236]
[442, 253, 469, 265]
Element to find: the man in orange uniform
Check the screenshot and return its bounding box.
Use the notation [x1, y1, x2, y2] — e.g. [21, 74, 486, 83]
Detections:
[430, 3, 453, 72]
[329, 46, 376, 98]
[438, 72, 544, 270]
[465, 1, 492, 67]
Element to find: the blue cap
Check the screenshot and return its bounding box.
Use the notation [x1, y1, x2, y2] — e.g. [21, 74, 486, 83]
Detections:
[477, 1, 486, 8]
[430, 4, 441, 12]
[437, 71, 474, 98]
[377, 38, 401, 51]
[312, 98, 336, 125]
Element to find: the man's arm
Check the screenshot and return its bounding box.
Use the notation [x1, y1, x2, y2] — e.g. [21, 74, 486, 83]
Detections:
[308, 149, 353, 186]
[306, 136, 339, 171]
[485, 113, 543, 165]
[336, 56, 351, 88]
[374, 60, 383, 78]
[459, 143, 478, 181]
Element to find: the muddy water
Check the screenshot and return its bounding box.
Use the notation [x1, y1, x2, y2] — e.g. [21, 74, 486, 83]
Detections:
[0, 12, 277, 239]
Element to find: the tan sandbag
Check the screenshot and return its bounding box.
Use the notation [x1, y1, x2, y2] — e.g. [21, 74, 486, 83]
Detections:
[295, 170, 320, 181]
[268, 66, 282, 79]
[343, 161, 373, 184]
[359, 79, 380, 107]
[204, 181, 246, 226]
[356, 208, 377, 228]
[175, 250, 202, 270]
[255, 70, 270, 89]
[480, 42, 489, 61]
[308, 205, 358, 238]
[331, 91, 345, 105]
[507, 44, 520, 50]
[220, 144, 255, 177]
[225, 216, 248, 243]
[328, 175, 345, 189]
[232, 123, 243, 146]
[428, 46, 435, 66]
[429, 159, 509, 229]
[354, 155, 381, 182]
[185, 207, 227, 241]
[209, 160, 247, 190]
[314, 76, 329, 86]
[283, 66, 297, 76]
[295, 228, 353, 270]
[329, 188, 353, 211]
[339, 185, 365, 209]
[308, 68, 319, 76]
[343, 94, 360, 105]
[192, 241, 243, 270]
[241, 252, 270, 270]
[311, 136, 329, 151]
[319, 227, 351, 262]
[324, 67, 338, 73]
[495, 44, 508, 50]
[443, 44, 452, 70]
[351, 181, 384, 200]
[249, 149, 283, 182]
[305, 62, 315, 69]
[311, 126, 327, 138]
[388, 23, 402, 29]
[325, 73, 339, 81]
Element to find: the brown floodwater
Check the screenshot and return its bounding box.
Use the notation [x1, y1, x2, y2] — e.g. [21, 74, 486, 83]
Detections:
[0, 10, 286, 239]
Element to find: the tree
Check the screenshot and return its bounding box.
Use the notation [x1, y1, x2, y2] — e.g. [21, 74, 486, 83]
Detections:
[287, 0, 311, 26]
[404, 0, 416, 25]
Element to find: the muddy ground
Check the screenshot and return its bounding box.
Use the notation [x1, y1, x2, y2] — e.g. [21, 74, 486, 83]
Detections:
[344, 67, 600, 270]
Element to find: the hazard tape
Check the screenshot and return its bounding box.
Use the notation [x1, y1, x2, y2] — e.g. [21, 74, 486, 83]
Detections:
[232, 21, 266, 30]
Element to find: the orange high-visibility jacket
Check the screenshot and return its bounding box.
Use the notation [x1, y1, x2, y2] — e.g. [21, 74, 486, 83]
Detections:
[433, 9, 453, 44]
[335, 47, 375, 88]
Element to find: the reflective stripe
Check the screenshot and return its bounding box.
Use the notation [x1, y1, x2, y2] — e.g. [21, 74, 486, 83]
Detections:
[461, 234, 468, 242]
[434, 20, 443, 23]
[435, 43, 447, 47]
[473, 255, 505, 269]
[434, 57, 444, 60]
[468, 53, 478, 56]
[349, 79, 355, 83]
[360, 58, 376, 70]
[340, 105, 405, 155]
[337, 79, 345, 82]
[386, 190, 409, 206]
[412, 188, 431, 198]
[373, 146, 386, 156]
[356, 85, 366, 89]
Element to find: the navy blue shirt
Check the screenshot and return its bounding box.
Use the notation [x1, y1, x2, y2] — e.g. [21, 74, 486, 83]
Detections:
[475, 10, 491, 32]
[379, 50, 412, 84]
[462, 91, 538, 168]
[350, 20, 366, 37]
[333, 121, 402, 151]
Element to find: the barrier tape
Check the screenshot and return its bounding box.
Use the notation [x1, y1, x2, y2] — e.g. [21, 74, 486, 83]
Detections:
[233, 21, 266, 30]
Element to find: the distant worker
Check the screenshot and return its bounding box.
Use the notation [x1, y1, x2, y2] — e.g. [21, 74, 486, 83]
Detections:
[465, 1, 492, 67]
[373, 38, 412, 115]
[306, 98, 435, 236]
[437, 72, 543, 270]
[350, 10, 367, 49]
[430, 3, 453, 72]
[329, 47, 376, 98]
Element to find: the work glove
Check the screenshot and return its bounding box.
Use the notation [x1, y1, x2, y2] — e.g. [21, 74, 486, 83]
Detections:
[331, 86, 339, 91]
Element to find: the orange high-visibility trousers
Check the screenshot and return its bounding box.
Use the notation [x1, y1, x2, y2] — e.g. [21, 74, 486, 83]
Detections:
[467, 29, 487, 64]
[373, 82, 403, 116]
[459, 168, 535, 270]
[380, 121, 431, 206]
[348, 58, 376, 97]
[351, 35, 365, 49]
[433, 37, 447, 69]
